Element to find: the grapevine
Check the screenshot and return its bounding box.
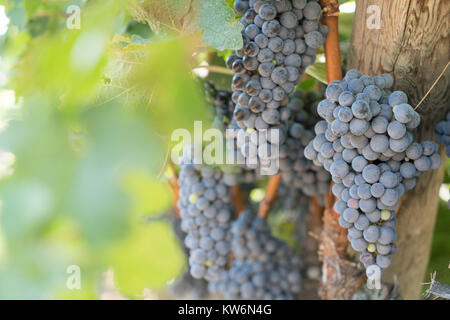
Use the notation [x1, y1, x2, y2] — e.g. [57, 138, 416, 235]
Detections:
[169, 1, 447, 300]
[0, 0, 448, 303]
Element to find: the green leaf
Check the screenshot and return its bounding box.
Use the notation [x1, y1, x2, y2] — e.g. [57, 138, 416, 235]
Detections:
[195, 0, 243, 50]
[0, 102, 75, 244]
[131, 0, 243, 50]
[443, 157, 450, 183]
[7, 7, 27, 31]
[0, 237, 95, 299]
[305, 62, 328, 84]
[24, 0, 41, 19]
[338, 12, 355, 42]
[225, 0, 234, 9]
[108, 222, 185, 297]
[11, 0, 125, 105]
[27, 16, 49, 38]
[130, 0, 195, 34]
[67, 103, 163, 246]
[0, 179, 54, 242]
[123, 171, 172, 217]
[68, 157, 130, 246]
[298, 77, 317, 91]
[129, 38, 208, 134]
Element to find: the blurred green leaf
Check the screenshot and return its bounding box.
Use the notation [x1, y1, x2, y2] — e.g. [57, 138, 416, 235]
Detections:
[0, 100, 75, 244]
[0, 237, 92, 299]
[0, 179, 55, 243]
[443, 157, 450, 183]
[298, 77, 317, 91]
[7, 6, 26, 31]
[26, 16, 49, 38]
[11, 0, 126, 107]
[24, 0, 41, 19]
[108, 222, 185, 297]
[339, 12, 354, 42]
[126, 20, 153, 39]
[123, 171, 172, 217]
[128, 38, 208, 134]
[67, 103, 163, 246]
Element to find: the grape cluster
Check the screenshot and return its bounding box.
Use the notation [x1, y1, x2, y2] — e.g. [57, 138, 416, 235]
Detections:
[304, 69, 442, 279]
[227, 0, 328, 167]
[209, 210, 302, 299]
[278, 89, 330, 200]
[276, 183, 310, 210]
[177, 155, 235, 281]
[202, 81, 263, 184]
[226, 88, 331, 207]
[168, 214, 209, 299]
[436, 112, 450, 158]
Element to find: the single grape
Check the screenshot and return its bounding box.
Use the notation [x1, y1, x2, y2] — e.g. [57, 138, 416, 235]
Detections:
[388, 91, 408, 107]
[362, 164, 381, 184]
[303, 1, 322, 20]
[376, 254, 392, 269]
[259, 3, 277, 20]
[363, 225, 380, 242]
[387, 121, 406, 139]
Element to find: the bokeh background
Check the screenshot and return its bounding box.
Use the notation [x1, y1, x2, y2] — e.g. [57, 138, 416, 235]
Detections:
[0, 0, 447, 299]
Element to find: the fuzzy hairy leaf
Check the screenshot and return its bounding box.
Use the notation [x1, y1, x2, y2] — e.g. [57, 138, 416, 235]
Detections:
[131, 0, 243, 50]
[194, 0, 243, 50]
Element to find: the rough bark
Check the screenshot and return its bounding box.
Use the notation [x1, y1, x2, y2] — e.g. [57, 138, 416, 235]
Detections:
[349, 0, 449, 299]
[319, 188, 365, 300]
[298, 196, 323, 300]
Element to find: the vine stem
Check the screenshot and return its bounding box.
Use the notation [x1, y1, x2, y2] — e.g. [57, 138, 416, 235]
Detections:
[320, 0, 342, 82]
[231, 185, 247, 216]
[414, 60, 450, 111]
[318, 0, 365, 300]
[257, 175, 281, 219]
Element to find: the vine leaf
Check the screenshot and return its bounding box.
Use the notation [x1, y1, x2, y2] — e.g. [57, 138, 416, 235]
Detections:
[305, 62, 328, 84]
[194, 0, 243, 50]
[108, 222, 186, 296]
[131, 0, 243, 50]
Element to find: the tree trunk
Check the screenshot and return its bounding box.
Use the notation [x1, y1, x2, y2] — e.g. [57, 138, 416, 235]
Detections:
[348, 0, 449, 299]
